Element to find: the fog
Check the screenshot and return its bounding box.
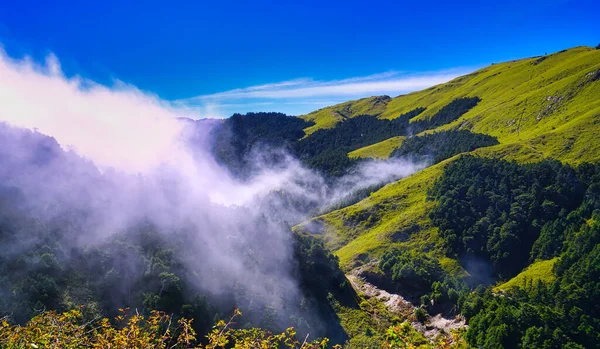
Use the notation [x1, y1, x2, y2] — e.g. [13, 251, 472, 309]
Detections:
[0, 51, 424, 333]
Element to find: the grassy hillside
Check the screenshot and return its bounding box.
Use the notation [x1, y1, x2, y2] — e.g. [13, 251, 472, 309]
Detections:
[334, 46, 600, 164]
[239, 45, 600, 348]
[296, 160, 449, 269]
[493, 258, 558, 292]
[298, 46, 600, 270]
[299, 95, 391, 136]
[347, 136, 405, 159]
[293, 46, 600, 347]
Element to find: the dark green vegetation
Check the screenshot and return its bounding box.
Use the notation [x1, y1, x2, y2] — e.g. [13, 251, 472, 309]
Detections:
[429, 156, 586, 278]
[379, 248, 444, 294]
[465, 212, 600, 348]
[213, 98, 483, 177]
[211, 108, 424, 177]
[294, 97, 481, 177]
[376, 156, 600, 348]
[210, 112, 313, 176]
[408, 97, 480, 131]
[390, 130, 498, 164]
[0, 199, 351, 343]
[294, 108, 425, 176]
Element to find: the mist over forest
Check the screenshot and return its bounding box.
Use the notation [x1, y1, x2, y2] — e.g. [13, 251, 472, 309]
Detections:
[1, 36, 600, 348]
[0, 52, 426, 345]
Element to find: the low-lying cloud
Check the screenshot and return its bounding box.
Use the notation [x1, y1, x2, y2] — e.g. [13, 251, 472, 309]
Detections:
[0, 50, 197, 173]
[0, 50, 425, 336]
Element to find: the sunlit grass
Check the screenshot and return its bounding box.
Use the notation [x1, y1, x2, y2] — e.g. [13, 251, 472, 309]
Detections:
[493, 258, 558, 292]
[300, 96, 391, 136]
[348, 136, 405, 159]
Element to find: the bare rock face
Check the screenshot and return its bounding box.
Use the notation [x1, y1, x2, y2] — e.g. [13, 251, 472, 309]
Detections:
[346, 262, 467, 341]
[585, 69, 600, 82]
[537, 95, 565, 121]
[418, 314, 467, 340]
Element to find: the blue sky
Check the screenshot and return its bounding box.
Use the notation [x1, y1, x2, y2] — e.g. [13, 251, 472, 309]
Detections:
[0, 0, 598, 117]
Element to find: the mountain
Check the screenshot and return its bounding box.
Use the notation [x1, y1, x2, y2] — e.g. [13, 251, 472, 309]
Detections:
[300, 45, 600, 266]
[2, 45, 600, 348]
[210, 45, 600, 347]
[289, 45, 600, 348]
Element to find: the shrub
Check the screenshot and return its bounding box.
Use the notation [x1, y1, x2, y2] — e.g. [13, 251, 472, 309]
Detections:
[0, 308, 334, 349]
[414, 307, 428, 323]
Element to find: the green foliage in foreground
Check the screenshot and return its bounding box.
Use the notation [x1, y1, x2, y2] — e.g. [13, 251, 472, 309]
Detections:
[0, 307, 469, 349]
[0, 308, 332, 349]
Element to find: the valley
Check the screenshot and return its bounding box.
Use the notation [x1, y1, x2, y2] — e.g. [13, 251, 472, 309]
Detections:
[1, 45, 600, 348]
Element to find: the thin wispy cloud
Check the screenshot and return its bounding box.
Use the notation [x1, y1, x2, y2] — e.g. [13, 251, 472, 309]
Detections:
[176, 68, 475, 117]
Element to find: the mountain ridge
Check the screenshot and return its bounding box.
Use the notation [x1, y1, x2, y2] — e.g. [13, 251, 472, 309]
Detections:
[297, 45, 600, 269]
[287, 45, 600, 347]
[2, 44, 600, 349]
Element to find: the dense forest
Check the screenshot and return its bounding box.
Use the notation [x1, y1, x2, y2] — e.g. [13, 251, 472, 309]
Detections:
[210, 112, 312, 177]
[390, 130, 499, 164]
[377, 156, 600, 348]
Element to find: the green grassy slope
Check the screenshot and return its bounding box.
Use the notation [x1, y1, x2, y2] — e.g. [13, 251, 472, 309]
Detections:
[347, 136, 405, 159]
[493, 258, 558, 292]
[297, 46, 600, 269]
[341, 46, 600, 163]
[299, 95, 391, 136]
[296, 160, 448, 269]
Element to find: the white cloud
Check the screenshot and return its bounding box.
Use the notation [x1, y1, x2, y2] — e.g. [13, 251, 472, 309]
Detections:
[177, 68, 475, 116]
[0, 49, 201, 172]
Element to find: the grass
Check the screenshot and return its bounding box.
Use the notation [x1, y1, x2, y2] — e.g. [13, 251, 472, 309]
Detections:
[331, 300, 386, 348]
[297, 160, 451, 269]
[493, 258, 558, 292]
[348, 136, 405, 159]
[299, 96, 391, 136]
[323, 46, 600, 165]
[439, 257, 469, 278]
